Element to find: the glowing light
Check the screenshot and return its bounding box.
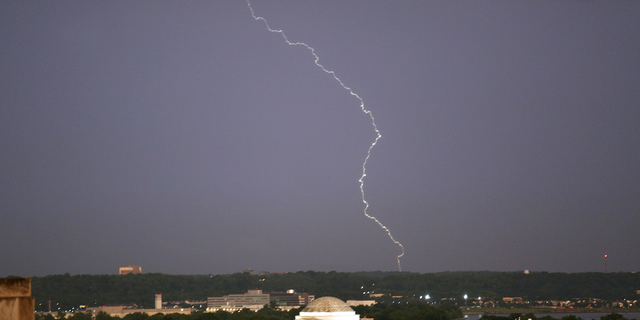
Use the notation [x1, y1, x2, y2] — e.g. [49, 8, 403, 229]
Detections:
[247, 0, 405, 271]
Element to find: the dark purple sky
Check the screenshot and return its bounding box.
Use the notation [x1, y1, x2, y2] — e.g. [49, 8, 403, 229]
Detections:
[2, 1, 639, 277]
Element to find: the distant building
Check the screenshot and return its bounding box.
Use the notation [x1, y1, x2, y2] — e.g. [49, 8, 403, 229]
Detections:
[86, 305, 192, 317]
[207, 290, 269, 312]
[242, 269, 254, 275]
[86, 294, 192, 317]
[119, 265, 142, 275]
[270, 290, 312, 306]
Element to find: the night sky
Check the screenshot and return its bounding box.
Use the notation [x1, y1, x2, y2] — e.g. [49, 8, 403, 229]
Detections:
[2, 1, 639, 277]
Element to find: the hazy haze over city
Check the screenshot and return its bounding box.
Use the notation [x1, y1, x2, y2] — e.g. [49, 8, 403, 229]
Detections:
[2, 1, 639, 276]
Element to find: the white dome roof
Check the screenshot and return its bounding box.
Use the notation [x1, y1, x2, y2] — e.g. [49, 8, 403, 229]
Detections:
[302, 297, 354, 313]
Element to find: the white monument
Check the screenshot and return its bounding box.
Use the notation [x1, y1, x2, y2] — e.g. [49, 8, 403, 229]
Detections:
[295, 297, 360, 320]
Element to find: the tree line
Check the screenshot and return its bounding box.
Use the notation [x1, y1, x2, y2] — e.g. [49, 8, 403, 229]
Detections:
[481, 312, 636, 320]
[36, 301, 465, 320]
[28, 271, 640, 312]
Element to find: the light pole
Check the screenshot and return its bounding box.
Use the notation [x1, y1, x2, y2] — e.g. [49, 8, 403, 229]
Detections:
[604, 254, 608, 273]
[464, 294, 468, 307]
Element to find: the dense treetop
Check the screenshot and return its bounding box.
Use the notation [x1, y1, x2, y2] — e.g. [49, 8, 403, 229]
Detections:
[28, 271, 640, 311]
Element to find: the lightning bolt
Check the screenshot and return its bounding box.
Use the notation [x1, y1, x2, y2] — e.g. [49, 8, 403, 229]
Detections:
[247, 1, 405, 271]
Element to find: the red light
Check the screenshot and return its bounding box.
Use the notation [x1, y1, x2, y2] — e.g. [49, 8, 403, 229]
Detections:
[604, 254, 608, 258]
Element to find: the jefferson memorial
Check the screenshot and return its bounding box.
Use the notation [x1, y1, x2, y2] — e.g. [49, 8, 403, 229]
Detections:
[295, 297, 360, 320]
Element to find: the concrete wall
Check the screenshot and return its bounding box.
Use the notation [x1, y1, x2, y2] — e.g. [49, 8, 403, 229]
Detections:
[0, 278, 35, 320]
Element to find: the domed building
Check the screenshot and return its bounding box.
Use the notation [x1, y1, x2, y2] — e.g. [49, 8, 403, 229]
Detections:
[295, 297, 360, 320]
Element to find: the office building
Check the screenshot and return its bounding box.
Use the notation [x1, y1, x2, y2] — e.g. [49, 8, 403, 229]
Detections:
[207, 290, 269, 312]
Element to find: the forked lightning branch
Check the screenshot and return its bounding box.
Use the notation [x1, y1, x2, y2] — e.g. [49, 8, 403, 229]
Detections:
[246, 1, 405, 270]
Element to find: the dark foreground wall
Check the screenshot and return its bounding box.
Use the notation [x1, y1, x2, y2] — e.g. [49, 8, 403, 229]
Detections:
[0, 278, 35, 320]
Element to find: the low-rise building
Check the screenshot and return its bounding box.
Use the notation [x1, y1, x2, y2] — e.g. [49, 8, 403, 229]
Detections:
[207, 290, 269, 312]
[86, 306, 192, 317]
[87, 294, 192, 317]
[270, 290, 312, 306]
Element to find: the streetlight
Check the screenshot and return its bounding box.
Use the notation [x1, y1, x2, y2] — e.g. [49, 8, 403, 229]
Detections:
[464, 294, 468, 307]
